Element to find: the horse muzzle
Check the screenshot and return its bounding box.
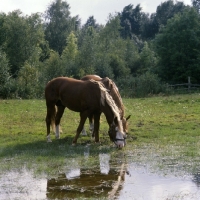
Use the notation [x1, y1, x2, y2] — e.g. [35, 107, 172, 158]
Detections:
[114, 137, 126, 148]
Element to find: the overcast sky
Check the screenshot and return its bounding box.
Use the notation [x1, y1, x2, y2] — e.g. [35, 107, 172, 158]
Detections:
[0, 0, 192, 24]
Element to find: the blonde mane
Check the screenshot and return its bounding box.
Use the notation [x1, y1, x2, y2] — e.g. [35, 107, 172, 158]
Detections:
[105, 78, 124, 117]
[91, 80, 124, 133]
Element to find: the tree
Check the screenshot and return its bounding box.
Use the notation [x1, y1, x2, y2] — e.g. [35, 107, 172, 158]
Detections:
[61, 31, 78, 76]
[138, 42, 157, 75]
[84, 16, 99, 29]
[1, 10, 45, 77]
[119, 4, 143, 38]
[17, 62, 39, 98]
[76, 26, 97, 77]
[124, 39, 140, 75]
[140, 13, 159, 40]
[155, 0, 186, 26]
[44, 0, 80, 55]
[154, 7, 200, 83]
[42, 51, 63, 83]
[140, 0, 186, 40]
[0, 49, 12, 98]
[192, 0, 200, 13]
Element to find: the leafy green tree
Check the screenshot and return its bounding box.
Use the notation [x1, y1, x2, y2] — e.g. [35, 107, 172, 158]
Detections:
[76, 26, 98, 77]
[0, 13, 6, 47]
[17, 62, 39, 98]
[140, 0, 186, 40]
[0, 10, 45, 77]
[61, 31, 78, 76]
[98, 14, 130, 78]
[0, 49, 13, 98]
[155, 0, 186, 26]
[140, 13, 159, 40]
[44, 0, 80, 55]
[119, 4, 143, 38]
[0, 50, 10, 85]
[84, 16, 100, 29]
[154, 7, 200, 83]
[138, 42, 157, 74]
[192, 0, 200, 13]
[124, 39, 140, 75]
[62, 32, 78, 61]
[42, 51, 63, 83]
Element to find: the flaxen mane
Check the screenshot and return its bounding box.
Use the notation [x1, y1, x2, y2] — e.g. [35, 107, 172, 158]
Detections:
[106, 78, 124, 116]
[90, 79, 124, 134]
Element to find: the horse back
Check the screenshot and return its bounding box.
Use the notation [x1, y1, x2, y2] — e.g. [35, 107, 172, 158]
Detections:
[45, 77, 101, 112]
[81, 75, 102, 81]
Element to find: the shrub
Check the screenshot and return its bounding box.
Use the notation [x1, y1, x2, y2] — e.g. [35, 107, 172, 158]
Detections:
[116, 72, 168, 98]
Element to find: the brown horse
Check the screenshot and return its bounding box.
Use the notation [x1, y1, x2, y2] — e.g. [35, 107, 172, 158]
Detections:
[81, 75, 130, 137]
[45, 77, 126, 148]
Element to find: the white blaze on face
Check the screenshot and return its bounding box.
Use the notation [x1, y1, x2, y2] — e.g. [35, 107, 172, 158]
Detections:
[114, 121, 126, 148]
[115, 130, 125, 148]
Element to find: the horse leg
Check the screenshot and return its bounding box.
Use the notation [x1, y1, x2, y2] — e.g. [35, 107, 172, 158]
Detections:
[81, 114, 94, 136]
[73, 112, 88, 145]
[55, 106, 65, 139]
[89, 114, 94, 133]
[81, 126, 87, 136]
[46, 105, 56, 142]
[93, 112, 101, 143]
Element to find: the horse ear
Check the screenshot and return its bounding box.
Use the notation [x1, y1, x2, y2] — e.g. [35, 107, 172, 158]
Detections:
[126, 115, 131, 121]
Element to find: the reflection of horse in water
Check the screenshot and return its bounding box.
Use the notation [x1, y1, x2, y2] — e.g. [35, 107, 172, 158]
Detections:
[46, 149, 127, 199]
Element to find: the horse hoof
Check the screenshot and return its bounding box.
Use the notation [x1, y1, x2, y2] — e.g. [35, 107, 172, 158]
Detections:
[47, 140, 52, 143]
[72, 143, 76, 146]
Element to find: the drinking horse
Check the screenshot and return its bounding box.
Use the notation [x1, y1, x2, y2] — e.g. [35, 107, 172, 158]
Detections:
[45, 77, 126, 148]
[81, 75, 130, 137]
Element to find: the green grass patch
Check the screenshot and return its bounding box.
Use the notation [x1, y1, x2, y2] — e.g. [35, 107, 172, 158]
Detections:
[1, 93, 200, 176]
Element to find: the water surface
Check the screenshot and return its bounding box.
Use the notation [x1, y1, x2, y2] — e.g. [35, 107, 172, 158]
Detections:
[1, 151, 200, 200]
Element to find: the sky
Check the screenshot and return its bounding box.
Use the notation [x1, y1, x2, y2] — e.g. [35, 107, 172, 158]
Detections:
[0, 0, 192, 25]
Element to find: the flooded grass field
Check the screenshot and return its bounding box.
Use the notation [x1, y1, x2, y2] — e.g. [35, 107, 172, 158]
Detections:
[1, 94, 200, 199]
[1, 144, 200, 200]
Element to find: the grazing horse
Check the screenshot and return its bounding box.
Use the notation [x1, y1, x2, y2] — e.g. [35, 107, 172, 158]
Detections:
[81, 75, 130, 138]
[45, 77, 126, 148]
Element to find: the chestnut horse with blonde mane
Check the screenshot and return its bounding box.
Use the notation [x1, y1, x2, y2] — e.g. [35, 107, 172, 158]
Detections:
[81, 75, 130, 137]
[45, 77, 126, 148]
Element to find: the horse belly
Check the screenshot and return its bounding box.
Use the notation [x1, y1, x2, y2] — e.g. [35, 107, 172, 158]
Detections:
[60, 94, 90, 112]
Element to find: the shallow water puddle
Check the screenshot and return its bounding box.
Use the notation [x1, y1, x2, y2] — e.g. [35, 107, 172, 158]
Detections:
[119, 164, 200, 200]
[1, 154, 200, 199]
[0, 168, 46, 200]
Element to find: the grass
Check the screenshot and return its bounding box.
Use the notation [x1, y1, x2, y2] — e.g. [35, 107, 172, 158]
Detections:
[0, 93, 200, 177]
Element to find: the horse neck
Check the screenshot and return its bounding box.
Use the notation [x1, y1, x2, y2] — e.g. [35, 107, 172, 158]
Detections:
[101, 102, 115, 125]
[110, 90, 124, 116]
[101, 99, 123, 133]
[97, 80, 123, 132]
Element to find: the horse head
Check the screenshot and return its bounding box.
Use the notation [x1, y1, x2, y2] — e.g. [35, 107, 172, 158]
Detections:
[108, 118, 127, 148]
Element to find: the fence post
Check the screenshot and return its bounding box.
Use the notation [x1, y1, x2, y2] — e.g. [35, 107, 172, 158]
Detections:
[188, 76, 191, 91]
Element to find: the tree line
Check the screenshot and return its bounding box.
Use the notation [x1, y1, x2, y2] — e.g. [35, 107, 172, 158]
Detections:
[0, 0, 200, 98]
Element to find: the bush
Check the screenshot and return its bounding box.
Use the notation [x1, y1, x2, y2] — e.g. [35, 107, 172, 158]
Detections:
[116, 72, 168, 98]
